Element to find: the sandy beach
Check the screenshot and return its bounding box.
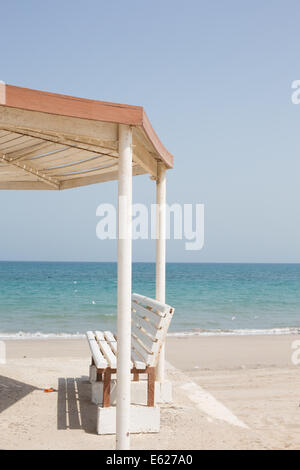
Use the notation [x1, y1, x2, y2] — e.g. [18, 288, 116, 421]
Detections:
[0, 334, 299, 450]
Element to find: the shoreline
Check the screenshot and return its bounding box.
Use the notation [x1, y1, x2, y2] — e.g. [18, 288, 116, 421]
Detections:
[1, 326, 299, 340]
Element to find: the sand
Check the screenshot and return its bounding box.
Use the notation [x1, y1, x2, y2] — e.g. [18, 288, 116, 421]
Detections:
[0, 334, 300, 450]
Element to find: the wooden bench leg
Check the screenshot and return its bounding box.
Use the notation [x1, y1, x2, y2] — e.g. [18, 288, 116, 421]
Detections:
[96, 370, 102, 382]
[103, 369, 111, 408]
[133, 371, 139, 382]
[147, 367, 155, 407]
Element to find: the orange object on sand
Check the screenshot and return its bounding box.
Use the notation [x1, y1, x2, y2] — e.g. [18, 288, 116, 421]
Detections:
[44, 388, 55, 393]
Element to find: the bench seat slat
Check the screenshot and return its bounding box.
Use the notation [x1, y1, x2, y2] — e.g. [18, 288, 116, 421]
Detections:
[104, 331, 134, 369]
[104, 331, 117, 355]
[95, 330, 117, 369]
[86, 331, 108, 369]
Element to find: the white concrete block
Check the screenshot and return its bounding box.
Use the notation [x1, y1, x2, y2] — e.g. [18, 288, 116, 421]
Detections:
[92, 380, 117, 405]
[91, 381, 103, 404]
[97, 405, 160, 434]
[91, 379, 173, 405]
[92, 379, 147, 405]
[132, 381, 159, 404]
[89, 365, 97, 383]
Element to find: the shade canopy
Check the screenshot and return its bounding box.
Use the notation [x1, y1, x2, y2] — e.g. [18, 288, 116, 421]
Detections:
[0, 83, 172, 449]
[0, 83, 173, 190]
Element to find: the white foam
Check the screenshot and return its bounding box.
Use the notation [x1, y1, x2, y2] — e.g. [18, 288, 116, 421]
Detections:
[0, 331, 86, 340]
[167, 327, 300, 337]
[0, 326, 299, 340]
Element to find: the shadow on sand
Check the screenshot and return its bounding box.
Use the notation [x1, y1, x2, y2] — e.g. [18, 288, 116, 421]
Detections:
[57, 376, 97, 434]
[0, 375, 38, 414]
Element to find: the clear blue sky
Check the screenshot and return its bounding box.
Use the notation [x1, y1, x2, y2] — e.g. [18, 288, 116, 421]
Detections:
[0, 0, 299, 262]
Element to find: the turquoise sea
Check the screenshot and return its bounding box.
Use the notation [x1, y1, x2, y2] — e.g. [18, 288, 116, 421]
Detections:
[0, 262, 299, 338]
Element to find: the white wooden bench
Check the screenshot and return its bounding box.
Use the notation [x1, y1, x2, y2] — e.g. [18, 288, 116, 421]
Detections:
[86, 293, 174, 408]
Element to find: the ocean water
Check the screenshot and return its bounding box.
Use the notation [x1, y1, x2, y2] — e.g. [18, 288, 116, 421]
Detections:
[0, 262, 299, 338]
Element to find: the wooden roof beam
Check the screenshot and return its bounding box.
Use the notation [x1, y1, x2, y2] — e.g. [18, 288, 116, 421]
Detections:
[0, 181, 56, 190]
[0, 153, 60, 189]
[5, 141, 66, 162]
[60, 165, 146, 190]
[132, 137, 157, 178]
[0, 125, 118, 159]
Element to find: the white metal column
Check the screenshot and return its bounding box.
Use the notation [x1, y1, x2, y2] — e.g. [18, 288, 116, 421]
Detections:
[155, 162, 166, 382]
[116, 124, 132, 450]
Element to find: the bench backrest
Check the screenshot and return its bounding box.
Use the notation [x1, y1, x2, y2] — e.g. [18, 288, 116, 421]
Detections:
[131, 293, 174, 368]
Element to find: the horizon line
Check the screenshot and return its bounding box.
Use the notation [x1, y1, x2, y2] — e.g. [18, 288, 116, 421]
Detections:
[0, 260, 299, 265]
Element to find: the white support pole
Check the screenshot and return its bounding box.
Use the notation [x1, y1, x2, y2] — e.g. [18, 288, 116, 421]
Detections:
[155, 162, 166, 382]
[116, 124, 132, 450]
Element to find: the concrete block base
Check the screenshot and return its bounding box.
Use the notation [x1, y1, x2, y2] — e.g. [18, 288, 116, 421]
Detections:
[89, 365, 97, 383]
[91, 379, 172, 405]
[97, 405, 160, 434]
[92, 380, 117, 405]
